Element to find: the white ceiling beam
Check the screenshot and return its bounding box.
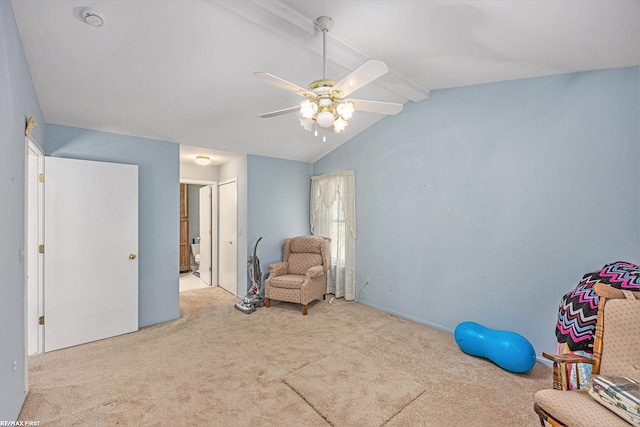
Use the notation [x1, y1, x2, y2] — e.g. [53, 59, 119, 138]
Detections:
[213, 0, 430, 102]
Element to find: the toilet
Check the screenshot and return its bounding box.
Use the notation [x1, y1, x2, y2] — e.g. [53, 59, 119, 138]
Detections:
[191, 243, 200, 271]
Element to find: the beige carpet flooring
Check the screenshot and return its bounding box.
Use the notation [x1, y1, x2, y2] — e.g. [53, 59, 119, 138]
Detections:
[19, 287, 551, 426]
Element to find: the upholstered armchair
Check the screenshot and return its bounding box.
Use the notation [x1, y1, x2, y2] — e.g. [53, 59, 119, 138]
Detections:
[533, 284, 640, 426]
[264, 235, 331, 315]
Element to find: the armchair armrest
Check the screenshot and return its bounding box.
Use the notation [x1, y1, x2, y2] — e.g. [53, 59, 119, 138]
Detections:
[268, 262, 289, 278]
[306, 265, 325, 278]
[542, 352, 594, 365]
[542, 351, 594, 390]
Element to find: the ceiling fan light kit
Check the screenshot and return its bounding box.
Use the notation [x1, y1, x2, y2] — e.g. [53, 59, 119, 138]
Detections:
[253, 16, 403, 141]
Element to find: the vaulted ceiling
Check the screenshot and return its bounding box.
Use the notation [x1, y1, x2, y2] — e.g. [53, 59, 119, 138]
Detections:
[11, 0, 639, 163]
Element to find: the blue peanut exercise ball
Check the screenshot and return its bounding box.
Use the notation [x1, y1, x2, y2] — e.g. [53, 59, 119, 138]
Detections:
[454, 321, 536, 374]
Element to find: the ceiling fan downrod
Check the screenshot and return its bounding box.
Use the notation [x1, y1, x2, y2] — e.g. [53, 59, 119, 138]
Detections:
[315, 16, 333, 80]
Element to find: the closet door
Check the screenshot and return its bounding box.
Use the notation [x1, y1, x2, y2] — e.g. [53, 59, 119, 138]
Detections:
[44, 157, 138, 352]
[218, 179, 237, 296]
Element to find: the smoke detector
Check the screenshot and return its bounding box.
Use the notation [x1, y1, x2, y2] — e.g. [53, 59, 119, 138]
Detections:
[80, 7, 105, 27]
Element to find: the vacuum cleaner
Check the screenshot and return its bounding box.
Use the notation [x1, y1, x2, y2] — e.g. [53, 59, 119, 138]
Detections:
[234, 237, 264, 314]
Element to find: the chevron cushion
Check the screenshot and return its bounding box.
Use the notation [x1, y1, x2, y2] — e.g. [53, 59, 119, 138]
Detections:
[556, 261, 640, 352]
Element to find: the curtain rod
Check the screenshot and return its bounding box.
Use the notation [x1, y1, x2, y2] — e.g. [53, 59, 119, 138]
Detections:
[311, 170, 355, 180]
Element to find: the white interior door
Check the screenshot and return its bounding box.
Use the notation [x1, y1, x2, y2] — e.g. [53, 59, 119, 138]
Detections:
[44, 157, 138, 352]
[210, 184, 218, 286]
[218, 180, 237, 296]
[198, 185, 212, 285]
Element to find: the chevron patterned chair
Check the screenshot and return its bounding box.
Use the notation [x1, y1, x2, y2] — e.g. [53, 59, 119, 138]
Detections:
[533, 283, 640, 426]
[264, 235, 331, 315]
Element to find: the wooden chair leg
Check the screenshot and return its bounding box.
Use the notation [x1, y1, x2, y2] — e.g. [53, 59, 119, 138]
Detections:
[302, 304, 308, 315]
[265, 297, 270, 308]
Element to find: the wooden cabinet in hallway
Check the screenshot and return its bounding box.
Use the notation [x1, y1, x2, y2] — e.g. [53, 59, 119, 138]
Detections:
[179, 183, 190, 272]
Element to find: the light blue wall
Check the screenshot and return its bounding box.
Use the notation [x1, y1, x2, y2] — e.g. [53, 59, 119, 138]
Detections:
[45, 125, 180, 327]
[313, 66, 640, 359]
[247, 155, 312, 293]
[0, 0, 46, 420]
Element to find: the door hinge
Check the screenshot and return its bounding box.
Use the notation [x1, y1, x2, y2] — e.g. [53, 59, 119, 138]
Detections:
[38, 316, 44, 325]
[38, 244, 44, 254]
[209, 193, 212, 199]
[209, 229, 212, 235]
[209, 267, 212, 272]
[38, 173, 44, 183]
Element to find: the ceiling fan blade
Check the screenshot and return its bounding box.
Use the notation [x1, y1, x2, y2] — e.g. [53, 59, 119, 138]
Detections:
[350, 99, 403, 115]
[333, 59, 389, 97]
[257, 106, 300, 118]
[253, 72, 315, 99]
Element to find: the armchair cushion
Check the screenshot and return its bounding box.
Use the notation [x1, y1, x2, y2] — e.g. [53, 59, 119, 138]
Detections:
[535, 389, 630, 427]
[288, 253, 323, 275]
[267, 274, 306, 290]
[599, 298, 640, 378]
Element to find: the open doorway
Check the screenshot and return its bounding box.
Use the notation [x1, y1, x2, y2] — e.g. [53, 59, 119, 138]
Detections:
[179, 181, 217, 292]
[178, 145, 241, 299]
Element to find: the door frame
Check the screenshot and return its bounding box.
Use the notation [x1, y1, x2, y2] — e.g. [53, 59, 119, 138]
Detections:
[180, 179, 217, 287]
[25, 136, 44, 359]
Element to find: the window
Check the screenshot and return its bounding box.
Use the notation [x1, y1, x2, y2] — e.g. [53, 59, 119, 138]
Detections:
[310, 171, 356, 300]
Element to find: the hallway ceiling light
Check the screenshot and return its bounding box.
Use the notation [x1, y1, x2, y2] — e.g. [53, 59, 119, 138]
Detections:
[195, 156, 211, 165]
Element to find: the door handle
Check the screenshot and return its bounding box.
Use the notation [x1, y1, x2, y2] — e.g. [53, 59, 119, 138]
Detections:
[129, 253, 137, 260]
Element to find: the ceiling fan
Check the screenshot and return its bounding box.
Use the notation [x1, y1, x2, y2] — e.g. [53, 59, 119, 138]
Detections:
[253, 16, 403, 140]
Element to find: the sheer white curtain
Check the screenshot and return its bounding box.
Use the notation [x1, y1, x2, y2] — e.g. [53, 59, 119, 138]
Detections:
[310, 170, 356, 300]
